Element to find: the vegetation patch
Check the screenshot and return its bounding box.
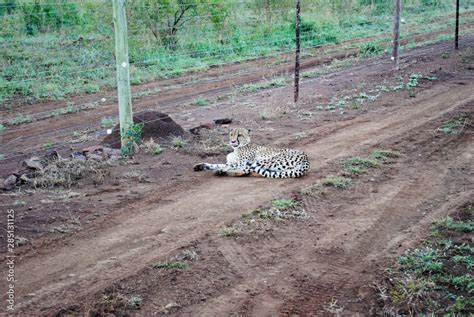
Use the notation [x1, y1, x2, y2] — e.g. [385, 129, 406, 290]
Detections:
[271, 198, 299, 210]
[342, 156, 378, 174]
[32, 158, 109, 188]
[438, 114, 470, 135]
[218, 226, 240, 237]
[370, 149, 401, 164]
[378, 199, 474, 315]
[238, 78, 287, 93]
[302, 175, 352, 197]
[153, 261, 188, 270]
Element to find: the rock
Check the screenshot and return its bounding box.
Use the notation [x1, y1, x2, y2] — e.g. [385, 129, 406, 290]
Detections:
[108, 154, 121, 161]
[45, 150, 60, 161]
[87, 154, 104, 161]
[103, 147, 121, 156]
[22, 157, 43, 170]
[82, 145, 103, 155]
[214, 118, 232, 125]
[71, 152, 87, 161]
[3, 175, 17, 188]
[19, 174, 31, 183]
[164, 302, 181, 310]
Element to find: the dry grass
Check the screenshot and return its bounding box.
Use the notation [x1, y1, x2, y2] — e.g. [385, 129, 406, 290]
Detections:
[32, 158, 109, 188]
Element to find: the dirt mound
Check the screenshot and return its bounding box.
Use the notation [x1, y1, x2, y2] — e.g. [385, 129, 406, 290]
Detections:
[102, 111, 188, 148]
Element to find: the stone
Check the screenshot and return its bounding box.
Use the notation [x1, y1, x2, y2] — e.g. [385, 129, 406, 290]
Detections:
[22, 157, 43, 170]
[82, 145, 103, 155]
[87, 154, 104, 161]
[3, 174, 17, 187]
[214, 118, 232, 125]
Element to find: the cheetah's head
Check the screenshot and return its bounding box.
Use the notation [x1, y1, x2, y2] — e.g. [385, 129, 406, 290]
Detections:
[229, 128, 251, 148]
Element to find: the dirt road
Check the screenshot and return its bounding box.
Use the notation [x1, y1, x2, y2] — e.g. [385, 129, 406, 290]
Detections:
[7, 71, 474, 314]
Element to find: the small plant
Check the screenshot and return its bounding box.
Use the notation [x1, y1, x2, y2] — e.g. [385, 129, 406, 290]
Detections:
[301, 183, 324, 197]
[271, 198, 298, 210]
[434, 216, 473, 233]
[438, 114, 469, 135]
[0, 154, 4, 161]
[370, 149, 400, 163]
[172, 136, 187, 149]
[407, 73, 422, 88]
[324, 298, 344, 314]
[101, 117, 116, 128]
[180, 250, 198, 261]
[0, 124, 6, 133]
[15, 236, 29, 246]
[8, 114, 33, 126]
[143, 138, 163, 156]
[127, 295, 142, 308]
[320, 175, 352, 189]
[219, 226, 240, 237]
[41, 141, 53, 151]
[121, 122, 145, 156]
[153, 261, 187, 270]
[409, 92, 416, 98]
[342, 156, 378, 174]
[358, 42, 383, 57]
[194, 96, 209, 106]
[239, 78, 286, 92]
[442, 52, 449, 59]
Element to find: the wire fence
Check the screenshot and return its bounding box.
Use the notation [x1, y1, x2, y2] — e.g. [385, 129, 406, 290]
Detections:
[1, 0, 474, 161]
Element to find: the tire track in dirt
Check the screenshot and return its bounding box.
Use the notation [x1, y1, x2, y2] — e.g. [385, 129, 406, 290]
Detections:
[7, 78, 473, 314]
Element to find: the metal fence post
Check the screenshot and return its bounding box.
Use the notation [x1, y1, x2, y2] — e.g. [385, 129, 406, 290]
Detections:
[294, 0, 301, 103]
[392, 0, 401, 70]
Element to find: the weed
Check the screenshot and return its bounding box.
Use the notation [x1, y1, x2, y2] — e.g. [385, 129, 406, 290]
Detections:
[358, 42, 383, 57]
[342, 156, 378, 174]
[324, 298, 344, 314]
[8, 114, 33, 126]
[407, 73, 422, 88]
[121, 122, 145, 156]
[0, 124, 6, 133]
[194, 96, 209, 106]
[127, 295, 142, 308]
[435, 216, 473, 233]
[32, 158, 109, 188]
[239, 78, 286, 93]
[172, 136, 187, 149]
[271, 198, 298, 210]
[14, 200, 26, 206]
[153, 261, 187, 270]
[219, 226, 240, 237]
[49, 224, 77, 234]
[41, 141, 53, 151]
[142, 138, 163, 156]
[15, 236, 29, 246]
[438, 114, 469, 135]
[442, 52, 449, 59]
[180, 250, 198, 261]
[409, 92, 416, 98]
[370, 149, 400, 163]
[100, 117, 116, 128]
[460, 48, 472, 63]
[320, 175, 352, 189]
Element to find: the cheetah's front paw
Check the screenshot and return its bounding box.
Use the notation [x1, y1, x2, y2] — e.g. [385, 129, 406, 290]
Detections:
[193, 163, 206, 171]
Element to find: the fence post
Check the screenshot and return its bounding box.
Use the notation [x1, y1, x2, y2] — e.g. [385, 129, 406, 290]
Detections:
[392, 0, 401, 70]
[455, 0, 460, 49]
[294, 0, 301, 103]
[112, 0, 133, 153]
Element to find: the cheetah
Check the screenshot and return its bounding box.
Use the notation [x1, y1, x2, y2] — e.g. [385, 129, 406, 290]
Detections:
[193, 128, 310, 178]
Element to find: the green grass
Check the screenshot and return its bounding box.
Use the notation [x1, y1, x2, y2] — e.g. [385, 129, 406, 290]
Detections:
[193, 96, 209, 106]
[127, 295, 142, 308]
[172, 136, 188, 149]
[8, 114, 33, 126]
[0, 1, 463, 106]
[271, 198, 299, 210]
[0, 124, 6, 133]
[238, 78, 287, 93]
[438, 114, 469, 135]
[218, 226, 240, 237]
[320, 175, 352, 189]
[100, 117, 116, 128]
[342, 156, 378, 174]
[381, 200, 474, 314]
[152, 261, 187, 270]
[41, 141, 53, 151]
[370, 149, 400, 163]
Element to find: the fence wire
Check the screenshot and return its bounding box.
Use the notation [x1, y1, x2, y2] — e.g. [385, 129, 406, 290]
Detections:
[1, 0, 474, 161]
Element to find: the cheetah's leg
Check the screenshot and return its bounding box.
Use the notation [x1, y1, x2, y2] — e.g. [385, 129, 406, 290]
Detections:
[214, 161, 253, 177]
[193, 163, 227, 171]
